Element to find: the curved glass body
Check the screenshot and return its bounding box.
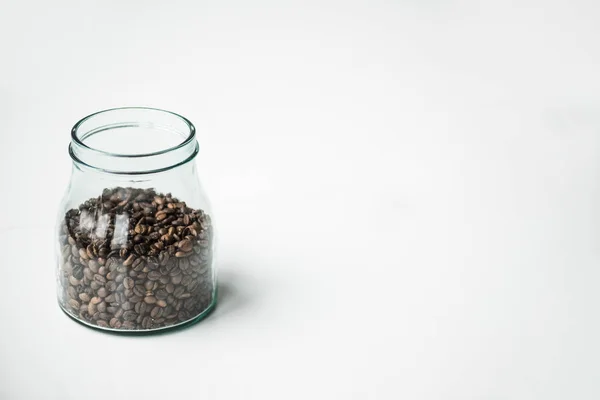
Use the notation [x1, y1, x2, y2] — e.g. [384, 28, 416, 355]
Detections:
[55, 108, 216, 332]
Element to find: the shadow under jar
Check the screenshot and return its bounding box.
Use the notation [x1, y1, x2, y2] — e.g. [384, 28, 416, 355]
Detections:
[55, 107, 216, 332]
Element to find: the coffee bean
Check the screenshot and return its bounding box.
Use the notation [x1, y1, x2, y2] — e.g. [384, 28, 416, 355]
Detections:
[173, 287, 185, 299]
[59, 187, 215, 331]
[109, 318, 122, 328]
[67, 286, 78, 299]
[96, 320, 109, 328]
[156, 299, 167, 308]
[106, 281, 117, 292]
[123, 311, 137, 321]
[155, 289, 168, 300]
[78, 293, 91, 302]
[130, 295, 142, 303]
[122, 321, 135, 329]
[150, 306, 162, 318]
[147, 271, 161, 281]
[68, 299, 80, 310]
[171, 274, 182, 285]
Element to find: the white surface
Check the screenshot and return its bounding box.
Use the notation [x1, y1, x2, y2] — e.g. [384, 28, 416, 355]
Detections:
[1, 0, 600, 399]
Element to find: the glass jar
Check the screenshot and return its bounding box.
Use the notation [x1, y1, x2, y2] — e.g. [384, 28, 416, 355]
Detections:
[55, 107, 216, 332]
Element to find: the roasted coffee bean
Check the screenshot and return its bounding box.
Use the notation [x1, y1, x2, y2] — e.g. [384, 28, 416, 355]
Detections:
[147, 271, 161, 281]
[123, 311, 137, 321]
[155, 289, 168, 300]
[171, 274, 182, 285]
[96, 320, 109, 328]
[109, 318, 121, 328]
[78, 293, 91, 302]
[106, 281, 117, 292]
[59, 187, 214, 331]
[156, 299, 167, 308]
[150, 306, 162, 319]
[129, 295, 142, 303]
[134, 302, 147, 315]
[68, 299, 80, 310]
[67, 286, 78, 299]
[173, 286, 185, 299]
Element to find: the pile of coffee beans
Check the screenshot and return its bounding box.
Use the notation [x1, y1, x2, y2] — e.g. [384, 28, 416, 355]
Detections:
[57, 187, 214, 331]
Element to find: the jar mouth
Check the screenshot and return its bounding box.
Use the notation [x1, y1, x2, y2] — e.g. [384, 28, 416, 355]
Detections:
[69, 107, 199, 174]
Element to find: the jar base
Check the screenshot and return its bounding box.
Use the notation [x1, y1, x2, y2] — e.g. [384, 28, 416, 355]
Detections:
[58, 294, 217, 335]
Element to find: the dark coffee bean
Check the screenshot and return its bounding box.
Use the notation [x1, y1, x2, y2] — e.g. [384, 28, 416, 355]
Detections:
[141, 316, 152, 329]
[133, 285, 145, 297]
[155, 289, 168, 300]
[135, 302, 147, 315]
[178, 292, 191, 299]
[150, 307, 162, 318]
[114, 308, 124, 319]
[123, 254, 136, 266]
[97, 266, 107, 276]
[130, 295, 142, 303]
[144, 280, 154, 291]
[97, 301, 107, 313]
[178, 239, 193, 253]
[93, 274, 106, 284]
[121, 302, 133, 311]
[115, 274, 124, 283]
[105, 293, 116, 303]
[123, 277, 134, 289]
[106, 281, 117, 292]
[165, 283, 175, 294]
[124, 289, 134, 298]
[123, 311, 137, 321]
[147, 271, 161, 281]
[173, 287, 185, 299]
[97, 288, 108, 298]
[166, 295, 175, 305]
[181, 275, 192, 287]
[171, 274, 182, 285]
[83, 268, 94, 281]
[107, 306, 118, 314]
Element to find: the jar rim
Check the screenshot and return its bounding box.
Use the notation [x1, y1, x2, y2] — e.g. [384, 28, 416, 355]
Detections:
[71, 107, 196, 159]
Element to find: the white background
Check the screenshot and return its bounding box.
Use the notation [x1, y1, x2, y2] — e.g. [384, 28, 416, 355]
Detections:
[1, 0, 599, 399]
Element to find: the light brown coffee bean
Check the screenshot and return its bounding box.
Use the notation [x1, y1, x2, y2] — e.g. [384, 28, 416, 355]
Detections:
[97, 287, 108, 298]
[144, 296, 157, 304]
[90, 296, 102, 305]
[156, 299, 167, 308]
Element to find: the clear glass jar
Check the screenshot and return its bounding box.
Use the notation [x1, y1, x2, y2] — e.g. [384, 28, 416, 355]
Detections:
[55, 107, 216, 332]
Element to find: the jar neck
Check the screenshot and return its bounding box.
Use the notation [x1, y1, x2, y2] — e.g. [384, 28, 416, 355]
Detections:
[69, 107, 198, 175]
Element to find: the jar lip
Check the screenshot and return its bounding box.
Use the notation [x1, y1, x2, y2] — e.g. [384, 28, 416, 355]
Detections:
[71, 106, 196, 159]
